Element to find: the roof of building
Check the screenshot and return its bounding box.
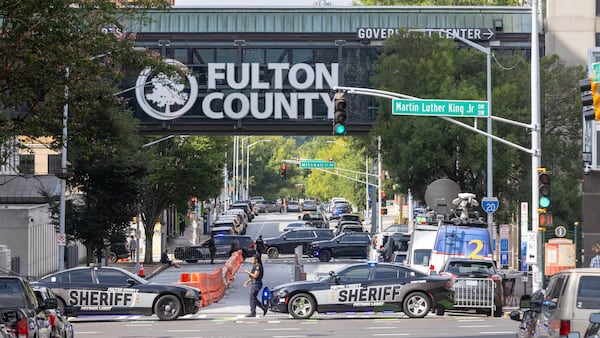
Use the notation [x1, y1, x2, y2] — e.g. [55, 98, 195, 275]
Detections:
[0, 175, 61, 204]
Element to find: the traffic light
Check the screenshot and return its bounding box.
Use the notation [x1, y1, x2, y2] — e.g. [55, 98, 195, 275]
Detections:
[333, 92, 347, 135]
[280, 164, 287, 180]
[538, 169, 551, 210]
[539, 212, 554, 228]
[593, 78, 600, 120]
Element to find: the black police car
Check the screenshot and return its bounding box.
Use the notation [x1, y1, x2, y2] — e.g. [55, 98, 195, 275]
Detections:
[32, 265, 201, 321]
[268, 262, 454, 319]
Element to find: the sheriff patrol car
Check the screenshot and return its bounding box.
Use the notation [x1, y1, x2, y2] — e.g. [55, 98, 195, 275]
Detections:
[32, 266, 201, 321]
[268, 262, 454, 319]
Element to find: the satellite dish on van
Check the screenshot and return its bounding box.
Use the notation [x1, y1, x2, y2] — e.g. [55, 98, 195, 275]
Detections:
[424, 179, 461, 216]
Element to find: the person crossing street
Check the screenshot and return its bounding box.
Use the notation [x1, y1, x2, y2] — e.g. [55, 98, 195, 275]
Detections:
[243, 254, 268, 317]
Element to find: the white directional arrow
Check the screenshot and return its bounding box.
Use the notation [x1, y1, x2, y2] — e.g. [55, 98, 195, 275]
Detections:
[483, 28, 495, 40]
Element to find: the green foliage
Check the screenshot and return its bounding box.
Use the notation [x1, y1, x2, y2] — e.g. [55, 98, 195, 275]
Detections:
[369, 30, 584, 227]
[139, 136, 227, 263]
[0, 0, 170, 158]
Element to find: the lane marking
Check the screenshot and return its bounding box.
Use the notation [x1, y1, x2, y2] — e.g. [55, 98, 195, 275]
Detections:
[265, 328, 301, 331]
[367, 327, 397, 330]
[372, 334, 410, 337]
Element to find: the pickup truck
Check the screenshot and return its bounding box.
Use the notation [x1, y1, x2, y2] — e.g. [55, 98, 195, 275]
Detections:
[0, 276, 53, 338]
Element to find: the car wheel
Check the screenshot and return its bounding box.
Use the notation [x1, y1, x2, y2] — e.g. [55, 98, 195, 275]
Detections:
[288, 293, 316, 319]
[185, 260, 198, 263]
[318, 250, 331, 262]
[267, 247, 279, 259]
[109, 252, 118, 263]
[57, 297, 67, 315]
[402, 292, 431, 318]
[435, 307, 445, 316]
[154, 294, 182, 321]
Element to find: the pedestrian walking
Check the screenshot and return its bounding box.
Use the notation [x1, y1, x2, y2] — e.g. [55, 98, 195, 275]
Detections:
[243, 254, 268, 317]
[229, 236, 241, 257]
[207, 234, 216, 264]
[179, 217, 186, 237]
[129, 236, 137, 261]
[255, 235, 264, 258]
[591, 244, 600, 268]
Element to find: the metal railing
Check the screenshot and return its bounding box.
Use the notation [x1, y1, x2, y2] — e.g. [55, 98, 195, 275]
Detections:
[452, 278, 496, 314]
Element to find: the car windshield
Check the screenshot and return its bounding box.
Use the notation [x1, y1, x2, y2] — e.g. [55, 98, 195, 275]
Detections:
[0, 280, 27, 308]
[447, 261, 495, 275]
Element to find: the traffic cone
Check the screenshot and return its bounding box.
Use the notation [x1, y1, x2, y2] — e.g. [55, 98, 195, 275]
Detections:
[138, 263, 146, 278]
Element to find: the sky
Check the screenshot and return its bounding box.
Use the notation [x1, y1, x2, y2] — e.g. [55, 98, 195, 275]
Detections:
[173, 0, 355, 6]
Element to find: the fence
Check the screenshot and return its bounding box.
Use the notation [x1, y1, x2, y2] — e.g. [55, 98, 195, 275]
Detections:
[177, 250, 244, 307]
[452, 278, 496, 314]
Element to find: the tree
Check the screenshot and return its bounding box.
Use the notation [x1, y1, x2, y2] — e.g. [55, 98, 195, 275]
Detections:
[369, 30, 584, 227]
[0, 0, 170, 162]
[140, 136, 227, 263]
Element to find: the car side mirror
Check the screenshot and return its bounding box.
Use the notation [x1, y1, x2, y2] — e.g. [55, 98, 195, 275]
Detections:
[127, 278, 136, 286]
[282, 236, 287, 240]
[509, 310, 522, 322]
[43, 297, 58, 310]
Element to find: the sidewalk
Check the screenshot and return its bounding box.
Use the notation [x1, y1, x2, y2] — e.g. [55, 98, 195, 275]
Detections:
[115, 226, 208, 279]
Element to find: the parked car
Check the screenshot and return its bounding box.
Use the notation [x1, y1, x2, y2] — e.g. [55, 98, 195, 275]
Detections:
[382, 223, 410, 234]
[268, 262, 454, 319]
[109, 242, 130, 263]
[0, 276, 53, 338]
[174, 235, 256, 262]
[302, 212, 329, 228]
[438, 257, 504, 317]
[335, 221, 364, 235]
[308, 232, 372, 262]
[584, 312, 600, 338]
[264, 200, 284, 213]
[213, 219, 243, 235]
[33, 286, 74, 338]
[263, 228, 334, 258]
[231, 203, 254, 221]
[301, 200, 318, 212]
[510, 268, 600, 337]
[287, 201, 302, 212]
[331, 204, 351, 217]
[283, 221, 312, 232]
[32, 266, 201, 321]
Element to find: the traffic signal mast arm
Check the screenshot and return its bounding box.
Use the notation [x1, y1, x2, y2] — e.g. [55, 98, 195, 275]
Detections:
[281, 158, 380, 187]
[333, 86, 535, 155]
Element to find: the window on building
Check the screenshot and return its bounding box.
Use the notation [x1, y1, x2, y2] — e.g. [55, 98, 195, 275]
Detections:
[18, 154, 34, 174]
[48, 154, 61, 174]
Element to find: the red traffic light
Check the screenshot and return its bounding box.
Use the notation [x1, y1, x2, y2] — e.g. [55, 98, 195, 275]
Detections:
[281, 164, 286, 170]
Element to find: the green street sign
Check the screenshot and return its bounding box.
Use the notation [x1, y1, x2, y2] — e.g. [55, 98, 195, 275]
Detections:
[392, 99, 488, 117]
[299, 160, 336, 169]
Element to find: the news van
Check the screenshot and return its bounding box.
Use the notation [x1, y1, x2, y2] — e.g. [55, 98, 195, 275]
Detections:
[406, 224, 438, 274]
[428, 223, 493, 273]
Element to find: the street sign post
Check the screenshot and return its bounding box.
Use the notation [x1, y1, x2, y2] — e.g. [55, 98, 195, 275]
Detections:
[392, 99, 488, 117]
[481, 197, 499, 214]
[299, 160, 336, 169]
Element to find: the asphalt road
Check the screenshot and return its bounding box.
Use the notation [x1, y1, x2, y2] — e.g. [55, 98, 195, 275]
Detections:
[69, 212, 523, 338]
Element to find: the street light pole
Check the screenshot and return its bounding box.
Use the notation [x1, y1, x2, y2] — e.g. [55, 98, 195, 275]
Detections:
[58, 67, 69, 271]
[410, 28, 493, 241]
[246, 139, 271, 198]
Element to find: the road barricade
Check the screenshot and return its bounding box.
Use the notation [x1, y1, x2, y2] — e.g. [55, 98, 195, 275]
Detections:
[178, 267, 225, 307]
[223, 250, 244, 287]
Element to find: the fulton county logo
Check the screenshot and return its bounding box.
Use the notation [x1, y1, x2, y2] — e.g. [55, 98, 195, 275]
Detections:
[135, 59, 198, 121]
[135, 61, 339, 121]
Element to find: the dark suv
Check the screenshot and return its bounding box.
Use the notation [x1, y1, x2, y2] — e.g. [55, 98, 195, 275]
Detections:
[308, 232, 372, 262]
[438, 257, 504, 317]
[174, 235, 256, 262]
[0, 276, 53, 338]
[264, 228, 334, 258]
